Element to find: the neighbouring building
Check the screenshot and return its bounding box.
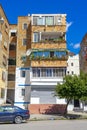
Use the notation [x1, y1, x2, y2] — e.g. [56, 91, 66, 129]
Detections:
[79, 33, 87, 73]
[67, 52, 80, 76]
[67, 52, 81, 111]
[7, 24, 17, 104]
[0, 5, 9, 104]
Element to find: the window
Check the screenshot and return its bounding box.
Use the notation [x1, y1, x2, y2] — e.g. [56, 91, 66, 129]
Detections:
[46, 69, 52, 77]
[50, 51, 54, 57]
[21, 89, 25, 96]
[71, 63, 73, 66]
[21, 70, 26, 77]
[9, 44, 16, 50]
[8, 74, 15, 81]
[37, 17, 45, 25]
[58, 16, 62, 25]
[0, 32, 2, 41]
[4, 41, 8, 49]
[32, 68, 66, 78]
[45, 16, 54, 25]
[2, 71, 6, 81]
[23, 23, 27, 29]
[33, 32, 39, 42]
[41, 68, 46, 77]
[3, 55, 7, 66]
[11, 32, 16, 36]
[8, 59, 16, 65]
[23, 39, 27, 46]
[1, 88, 5, 98]
[32, 68, 40, 77]
[71, 71, 74, 75]
[67, 71, 69, 75]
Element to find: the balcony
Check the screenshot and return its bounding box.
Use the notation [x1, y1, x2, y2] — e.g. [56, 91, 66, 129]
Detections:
[32, 42, 66, 49]
[32, 32, 66, 49]
[31, 60, 67, 67]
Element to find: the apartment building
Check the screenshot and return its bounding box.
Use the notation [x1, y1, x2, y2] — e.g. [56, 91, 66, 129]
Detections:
[0, 5, 9, 104]
[0, 5, 68, 113]
[14, 14, 68, 113]
[79, 33, 87, 73]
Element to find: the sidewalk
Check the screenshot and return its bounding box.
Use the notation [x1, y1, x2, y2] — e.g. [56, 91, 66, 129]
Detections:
[30, 114, 65, 121]
[30, 111, 87, 121]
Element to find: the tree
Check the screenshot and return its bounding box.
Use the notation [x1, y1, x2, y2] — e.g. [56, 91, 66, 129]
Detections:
[55, 75, 86, 114]
[79, 72, 87, 108]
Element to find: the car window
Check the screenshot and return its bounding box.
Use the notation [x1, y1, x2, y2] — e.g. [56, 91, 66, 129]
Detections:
[4, 107, 14, 112]
[0, 107, 4, 112]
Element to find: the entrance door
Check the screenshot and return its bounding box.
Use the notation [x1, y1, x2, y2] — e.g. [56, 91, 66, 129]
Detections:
[74, 100, 80, 107]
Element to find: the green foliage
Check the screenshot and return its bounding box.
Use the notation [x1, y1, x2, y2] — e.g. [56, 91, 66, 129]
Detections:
[55, 74, 87, 113]
[55, 75, 85, 100]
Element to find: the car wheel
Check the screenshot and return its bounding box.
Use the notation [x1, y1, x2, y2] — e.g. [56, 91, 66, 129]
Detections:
[14, 116, 22, 124]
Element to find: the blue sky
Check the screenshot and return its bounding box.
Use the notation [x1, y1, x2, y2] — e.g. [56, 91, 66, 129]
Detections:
[0, 0, 87, 54]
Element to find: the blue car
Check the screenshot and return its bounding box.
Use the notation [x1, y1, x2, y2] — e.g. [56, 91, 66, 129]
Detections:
[0, 105, 30, 124]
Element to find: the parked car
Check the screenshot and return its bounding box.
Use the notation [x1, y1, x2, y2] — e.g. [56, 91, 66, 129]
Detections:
[0, 105, 30, 124]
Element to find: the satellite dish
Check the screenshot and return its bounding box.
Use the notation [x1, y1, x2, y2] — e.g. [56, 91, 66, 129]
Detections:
[26, 49, 32, 56]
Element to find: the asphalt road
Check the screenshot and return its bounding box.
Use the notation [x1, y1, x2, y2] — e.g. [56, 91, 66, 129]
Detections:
[0, 120, 87, 130]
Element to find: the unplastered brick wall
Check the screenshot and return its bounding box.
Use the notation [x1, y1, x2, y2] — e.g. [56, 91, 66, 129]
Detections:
[29, 104, 66, 114]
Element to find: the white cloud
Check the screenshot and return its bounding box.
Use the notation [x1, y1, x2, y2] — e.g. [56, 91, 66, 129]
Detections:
[69, 42, 80, 50]
[73, 43, 80, 49]
[66, 22, 73, 32]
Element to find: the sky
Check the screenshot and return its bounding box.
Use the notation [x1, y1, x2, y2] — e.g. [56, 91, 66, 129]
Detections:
[0, 0, 87, 54]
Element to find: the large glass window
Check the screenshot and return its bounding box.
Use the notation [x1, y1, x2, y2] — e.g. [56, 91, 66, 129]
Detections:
[32, 68, 40, 77]
[45, 16, 54, 25]
[46, 69, 52, 77]
[41, 68, 46, 77]
[32, 68, 66, 77]
[33, 16, 54, 25]
[37, 17, 45, 25]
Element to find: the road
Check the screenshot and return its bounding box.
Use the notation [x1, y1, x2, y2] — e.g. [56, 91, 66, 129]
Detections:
[0, 120, 87, 130]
